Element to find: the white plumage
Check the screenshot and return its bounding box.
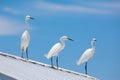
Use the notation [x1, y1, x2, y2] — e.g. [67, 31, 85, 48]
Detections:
[20, 15, 33, 59]
[77, 47, 95, 65]
[45, 36, 73, 69]
[77, 38, 96, 74]
[45, 43, 64, 59]
[21, 30, 30, 52]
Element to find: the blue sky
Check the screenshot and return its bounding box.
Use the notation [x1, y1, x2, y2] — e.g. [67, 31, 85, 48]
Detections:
[0, 0, 120, 79]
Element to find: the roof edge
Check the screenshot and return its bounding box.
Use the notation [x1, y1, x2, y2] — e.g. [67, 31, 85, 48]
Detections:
[0, 52, 99, 80]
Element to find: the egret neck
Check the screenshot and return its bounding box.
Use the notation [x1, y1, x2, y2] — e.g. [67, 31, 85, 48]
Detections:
[91, 40, 95, 55]
[60, 38, 65, 50]
[25, 21, 30, 31]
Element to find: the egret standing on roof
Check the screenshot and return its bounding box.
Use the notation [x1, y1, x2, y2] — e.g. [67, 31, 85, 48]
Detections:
[45, 36, 73, 69]
[21, 15, 34, 59]
[77, 38, 97, 75]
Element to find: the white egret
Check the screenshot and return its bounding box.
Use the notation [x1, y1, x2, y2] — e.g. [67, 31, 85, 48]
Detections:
[21, 15, 34, 59]
[77, 38, 97, 74]
[45, 36, 73, 69]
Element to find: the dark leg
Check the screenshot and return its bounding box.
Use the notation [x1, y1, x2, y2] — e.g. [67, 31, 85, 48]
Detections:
[56, 56, 58, 69]
[51, 57, 54, 68]
[26, 47, 29, 60]
[21, 52, 23, 58]
[85, 62, 87, 75]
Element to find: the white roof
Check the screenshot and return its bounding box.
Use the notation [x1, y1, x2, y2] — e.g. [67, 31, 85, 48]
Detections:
[0, 52, 98, 80]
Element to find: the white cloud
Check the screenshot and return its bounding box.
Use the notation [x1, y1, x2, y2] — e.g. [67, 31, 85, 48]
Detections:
[92, 2, 120, 14]
[2, 1, 120, 16]
[94, 2, 120, 8]
[33, 2, 108, 14]
[2, 6, 20, 15]
[28, 1, 120, 15]
[32, 2, 101, 13]
[0, 16, 24, 35]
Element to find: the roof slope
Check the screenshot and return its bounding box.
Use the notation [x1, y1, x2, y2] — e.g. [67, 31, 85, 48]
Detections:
[0, 52, 97, 80]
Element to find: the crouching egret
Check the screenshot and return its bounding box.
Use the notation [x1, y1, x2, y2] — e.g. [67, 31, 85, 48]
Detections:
[45, 36, 73, 69]
[21, 15, 34, 59]
[77, 38, 97, 74]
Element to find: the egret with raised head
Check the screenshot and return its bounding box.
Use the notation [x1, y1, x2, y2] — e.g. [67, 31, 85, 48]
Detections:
[77, 38, 97, 74]
[21, 15, 34, 59]
[45, 36, 73, 69]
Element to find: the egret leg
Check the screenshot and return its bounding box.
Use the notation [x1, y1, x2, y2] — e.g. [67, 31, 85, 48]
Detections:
[85, 62, 87, 75]
[26, 47, 29, 60]
[51, 57, 54, 68]
[56, 56, 58, 69]
[21, 52, 24, 58]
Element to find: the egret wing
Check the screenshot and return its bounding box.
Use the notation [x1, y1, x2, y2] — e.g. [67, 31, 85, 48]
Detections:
[21, 30, 30, 52]
[46, 43, 62, 59]
[77, 48, 92, 65]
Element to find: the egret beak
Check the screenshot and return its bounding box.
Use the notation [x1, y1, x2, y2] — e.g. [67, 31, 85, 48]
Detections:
[94, 39, 97, 41]
[30, 17, 34, 20]
[68, 38, 74, 41]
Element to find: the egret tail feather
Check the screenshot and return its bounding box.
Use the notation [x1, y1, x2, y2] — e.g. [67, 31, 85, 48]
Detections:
[44, 54, 50, 59]
[76, 60, 82, 65]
